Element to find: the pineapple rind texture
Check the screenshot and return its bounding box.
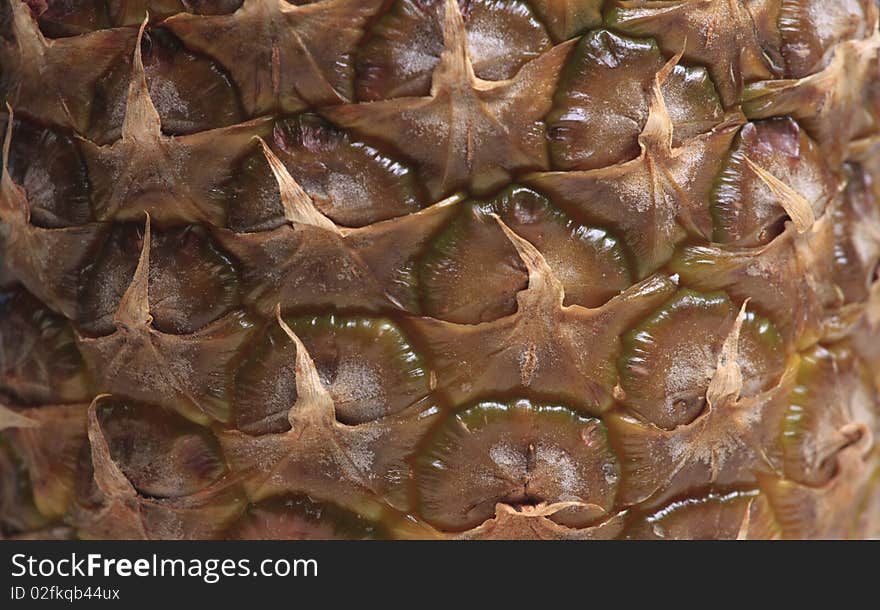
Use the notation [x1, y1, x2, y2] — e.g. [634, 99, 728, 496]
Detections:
[1, 0, 880, 540]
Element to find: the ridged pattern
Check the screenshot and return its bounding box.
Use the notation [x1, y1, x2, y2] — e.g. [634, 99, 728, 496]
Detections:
[1, 0, 879, 540]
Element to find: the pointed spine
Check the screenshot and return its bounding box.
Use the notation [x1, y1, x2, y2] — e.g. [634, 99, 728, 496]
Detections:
[639, 50, 683, 152]
[706, 299, 748, 408]
[491, 214, 565, 306]
[0, 104, 28, 223]
[0, 404, 39, 431]
[256, 137, 339, 233]
[432, 0, 476, 89]
[275, 305, 335, 426]
[742, 156, 816, 233]
[114, 214, 152, 328]
[121, 15, 162, 141]
[86, 396, 138, 500]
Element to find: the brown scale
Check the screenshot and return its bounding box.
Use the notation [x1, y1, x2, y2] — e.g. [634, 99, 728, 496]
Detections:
[743, 19, 880, 169]
[670, 213, 844, 350]
[413, 399, 620, 531]
[0, 1, 133, 132]
[417, 185, 632, 324]
[215, 139, 459, 316]
[711, 118, 838, 247]
[777, 0, 877, 79]
[547, 29, 724, 171]
[77, 223, 240, 337]
[355, 0, 552, 101]
[87, 27, 244, 144]
[0, 403, 88, 521]
[759, 447, 879, 539]
[0, 0, 879, 540]
[606, 0, 779, 107]
[781, 345, 880, 488]
[0, 116, 92, 228]
[165, 0, 383, 115]
[530, 57, 741, 278]
[623, 491, 780, 540]
[232, 313, 435, 433]
[219, 311, 439, 516]
[75, 216, 255, 424]
[77, 19, 272, 226]
[616, 290, 787, 431]
[0, 111, 106, 320]
[69, 397, 246, 540]
[407, 216, 676, 413]
[607, 303, 797, 507]
[828, 164, 880, 306]
[93, 399, 228, 498]
[226, 114, 426, 232]
[325, 0, 577, 200]
[0, 290, 91, 405]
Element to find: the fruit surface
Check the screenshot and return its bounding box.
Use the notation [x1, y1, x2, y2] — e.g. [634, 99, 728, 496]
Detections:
[1, 0, 880, 540]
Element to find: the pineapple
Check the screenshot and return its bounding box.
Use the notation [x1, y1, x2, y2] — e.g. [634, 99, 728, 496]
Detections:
[1, 0, 879, 540]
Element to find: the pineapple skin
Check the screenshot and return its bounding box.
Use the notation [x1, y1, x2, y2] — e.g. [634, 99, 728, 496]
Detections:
[1, 0, 879, 540]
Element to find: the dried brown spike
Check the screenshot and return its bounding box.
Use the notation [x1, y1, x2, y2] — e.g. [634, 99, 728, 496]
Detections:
[705, 299, 749, 408]
[74, 396, 246, 540]
[606, 0, 777, 107]
[114, 213, 152, 329]
[742, 29, 880, 168]
[606, 365, 794, 507]
[742, 156, 816, 233]
[256, 138, 339, 233]
[86, 396, 138, 501]
[76, 19, 272, 225]
[0, 404, 38, 431]
[274, 305, 336, 427]
[74, 214, 254, 424]
[215, 173, 461, 315]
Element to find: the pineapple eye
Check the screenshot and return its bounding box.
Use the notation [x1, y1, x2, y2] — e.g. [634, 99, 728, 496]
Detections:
[226, 114, 424, 232]
[626, 491, 775, 540]
[0, 290, 90, 405]
[418, 200, 527, 324]
[414, 399, 619, 532]
[0, 118, 91, 228]
[711, 119, 834, 247]
[76, 224, 239, 337]
[91, 399, 227, 499]
[782, 345, 878, 487]
[617, 289, 785, 430]
[233, 315, 433, 433]
[418, 186, 631, 324]
[354, 0, 551, 102]
[86, 27, 242, 144]
[547, 29, 723, 172]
